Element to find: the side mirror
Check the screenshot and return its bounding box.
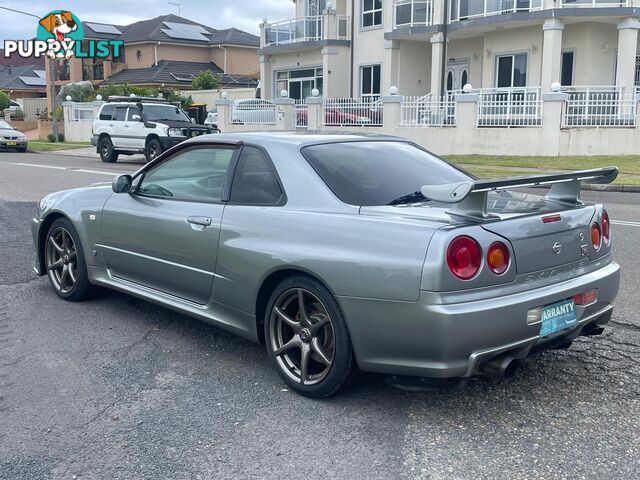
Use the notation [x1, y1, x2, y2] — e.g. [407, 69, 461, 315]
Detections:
[112, 174, 132, 193]
[130, 114, 142, 122]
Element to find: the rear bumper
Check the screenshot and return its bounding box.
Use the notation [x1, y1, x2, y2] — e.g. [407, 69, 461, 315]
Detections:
[338, 260, 620, 378]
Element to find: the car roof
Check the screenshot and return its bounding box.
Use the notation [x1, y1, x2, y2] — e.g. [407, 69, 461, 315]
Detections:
[184, 131, 404, 148]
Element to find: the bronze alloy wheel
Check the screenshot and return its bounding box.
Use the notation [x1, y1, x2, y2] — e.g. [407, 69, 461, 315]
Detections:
[45, 226, 78, 294]
[269, 288, 336, 386]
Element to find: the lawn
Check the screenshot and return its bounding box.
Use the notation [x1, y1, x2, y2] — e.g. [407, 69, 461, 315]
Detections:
[28, 142, 90, 152]
[448, 155, 640, 185]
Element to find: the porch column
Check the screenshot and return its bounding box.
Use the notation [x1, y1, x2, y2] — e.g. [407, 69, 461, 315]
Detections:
[616, 18, 640, 95]
[322, 46, 351, 98]
[383, 40, 400, 95]
[259, 54, 273, 100]
[430, 32, 445, 96]
[540, 19, 564, 91]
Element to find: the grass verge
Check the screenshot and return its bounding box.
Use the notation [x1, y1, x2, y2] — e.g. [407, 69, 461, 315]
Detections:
[28, 142, 91, 152]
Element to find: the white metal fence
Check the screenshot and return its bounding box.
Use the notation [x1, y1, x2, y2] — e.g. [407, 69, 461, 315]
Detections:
[294, 100, 308, 129]
[477, 87, 543, 127]
[559, 0, 628, 7]
[230, 101, 276, 125]
[70, 102, 96, 121]
[563, 91, 637, 128]
[400, 95, 457, 127]
[264, 16, 323, 46]
[322, 97, 383, 127]
[394, 0, 434, 28]
[449, 0, 543, 22]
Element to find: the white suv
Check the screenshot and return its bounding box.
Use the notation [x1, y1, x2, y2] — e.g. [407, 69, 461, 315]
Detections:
[92, 97, 218, 163]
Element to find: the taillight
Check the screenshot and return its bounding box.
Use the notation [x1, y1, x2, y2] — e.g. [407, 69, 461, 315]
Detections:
[591, 223, 602, 251]
[574, 289, 597, 306]
[601, 210, 610, 245]
[487, 242, 510, 275]
[447, 236, 481, 280]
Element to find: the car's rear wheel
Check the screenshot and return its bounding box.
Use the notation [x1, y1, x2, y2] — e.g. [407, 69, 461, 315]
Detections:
[265, 276, 356, 398]
[145, 138, 162, 163]
[44, 218, 93, 301]
[99, 136, 118, 163]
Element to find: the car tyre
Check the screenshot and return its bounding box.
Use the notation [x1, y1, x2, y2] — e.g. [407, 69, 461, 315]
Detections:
[145, 138, 162, 163]
[265, 275, 357, 398]
[99, 136, 118, 163]
[44, 218, 94, 302]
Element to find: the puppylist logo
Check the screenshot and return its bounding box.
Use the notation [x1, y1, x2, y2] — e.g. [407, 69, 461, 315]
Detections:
[3, 10, 124, 60]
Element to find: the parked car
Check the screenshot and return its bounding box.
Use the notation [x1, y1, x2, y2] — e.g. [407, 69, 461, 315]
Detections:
[0, 120, 27, 152]
[8, 100, 23, 115]
[205, 99, 276, 128]
[296, 107, 372, 127]
[32, 132, 620, 397]
[91, 96, 217, 163]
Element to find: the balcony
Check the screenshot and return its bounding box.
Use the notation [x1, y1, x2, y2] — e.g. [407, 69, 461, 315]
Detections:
[263, 15, 350, 48]
[449, 0, 543, 23]
[559, 0, 629, 7]
[394, 0, 434, 28]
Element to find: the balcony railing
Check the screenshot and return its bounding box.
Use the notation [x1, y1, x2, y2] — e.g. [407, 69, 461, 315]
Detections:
[394, 0, 434, 28]
[559, 0, 629, 7]
[264, 15, 349, 47]
[449, 0, 543, 22]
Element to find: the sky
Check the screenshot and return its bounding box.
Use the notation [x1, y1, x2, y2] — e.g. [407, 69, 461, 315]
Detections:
[0, 0, 295, 41]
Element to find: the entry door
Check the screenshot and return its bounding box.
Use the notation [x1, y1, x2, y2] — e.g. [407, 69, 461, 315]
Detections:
[446, 62, 470, 92]
[98, 145, 238, 305]
[289, 79, 315, 101]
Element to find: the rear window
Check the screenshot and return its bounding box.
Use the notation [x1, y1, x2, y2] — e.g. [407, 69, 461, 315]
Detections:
[301, 141, 472, 206]
[99, 104, 115, 120]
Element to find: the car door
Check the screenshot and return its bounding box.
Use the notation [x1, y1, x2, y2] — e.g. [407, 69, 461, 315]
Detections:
[125, 106, 146, 150]
[98, 143, 239, 304]
[110, 106, 129, 149]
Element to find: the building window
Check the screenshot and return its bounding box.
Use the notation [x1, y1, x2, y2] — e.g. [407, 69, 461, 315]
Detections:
[306, 0, 327, 16]
[495, 53, 527, 88]
[561, 51, 574, 86]
[635, 54, 640, 87]
[361, 64, 381, 97]
[362, 0, 383, 28]
[275, 68, 323, 100]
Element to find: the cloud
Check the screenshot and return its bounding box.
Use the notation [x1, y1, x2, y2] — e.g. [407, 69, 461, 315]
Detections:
[0, 0, 295, 41]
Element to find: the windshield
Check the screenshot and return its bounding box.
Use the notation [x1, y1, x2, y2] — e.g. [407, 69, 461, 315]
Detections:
[143, 104, 191, 122]
[301, 141, 473, 206]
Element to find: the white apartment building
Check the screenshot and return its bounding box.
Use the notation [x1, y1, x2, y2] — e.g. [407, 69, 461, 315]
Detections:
[258, 0, 640, 100]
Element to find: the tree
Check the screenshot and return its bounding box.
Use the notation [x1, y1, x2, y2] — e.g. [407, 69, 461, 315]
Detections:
[192, 70, 220, 90]
[0, 91, 10, 111]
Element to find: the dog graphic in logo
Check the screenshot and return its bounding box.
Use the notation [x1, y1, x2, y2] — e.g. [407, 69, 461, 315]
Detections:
[38, 11, 79, 59]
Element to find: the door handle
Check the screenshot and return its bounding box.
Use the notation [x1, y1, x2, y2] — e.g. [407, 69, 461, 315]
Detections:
[187, 216, 212, 227]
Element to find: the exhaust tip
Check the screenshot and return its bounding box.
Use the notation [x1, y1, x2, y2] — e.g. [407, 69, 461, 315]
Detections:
[481, 355, 522, 379]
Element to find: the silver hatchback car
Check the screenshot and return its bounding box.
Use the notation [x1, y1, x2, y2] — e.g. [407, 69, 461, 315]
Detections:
[32, 132, 620, 397]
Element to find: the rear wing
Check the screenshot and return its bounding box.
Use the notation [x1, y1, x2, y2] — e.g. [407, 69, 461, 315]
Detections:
[421, 167, 618, 221]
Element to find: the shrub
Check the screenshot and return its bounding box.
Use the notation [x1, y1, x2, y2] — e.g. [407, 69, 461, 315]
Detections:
[58, 133, 65, 142]
[192, 70, 220, 90]
[47, 133, 56, 143]
[12, 109, 25, 121]
[0, 91, 10, 111]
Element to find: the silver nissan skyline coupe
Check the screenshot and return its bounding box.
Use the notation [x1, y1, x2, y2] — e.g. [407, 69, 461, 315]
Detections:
[31, 132, 620, 397]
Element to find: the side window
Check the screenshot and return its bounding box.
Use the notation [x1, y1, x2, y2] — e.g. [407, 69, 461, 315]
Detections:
[127, 108, 142, 121]
[229, 147, 284, 205]
[99, 104, 115, 121]
[113, 107, 128, 121]
[138, 146, 236, 203]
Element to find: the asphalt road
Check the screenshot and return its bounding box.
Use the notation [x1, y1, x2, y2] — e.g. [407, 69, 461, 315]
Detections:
[0, 151, 639, 480]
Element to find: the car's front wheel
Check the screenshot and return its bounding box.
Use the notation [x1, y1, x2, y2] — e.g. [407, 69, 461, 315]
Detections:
[145, 138, 163, 163]
[44, 218, 93, 301]
[99, 136, 118, 163]
[265, 276, 357, 398]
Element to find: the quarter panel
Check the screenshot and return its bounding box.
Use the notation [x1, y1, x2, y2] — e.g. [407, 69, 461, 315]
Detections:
[214, 205, 435, 314]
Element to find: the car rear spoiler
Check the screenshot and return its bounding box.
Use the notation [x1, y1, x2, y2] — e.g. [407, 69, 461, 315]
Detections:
[420, 167, 618, 221]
